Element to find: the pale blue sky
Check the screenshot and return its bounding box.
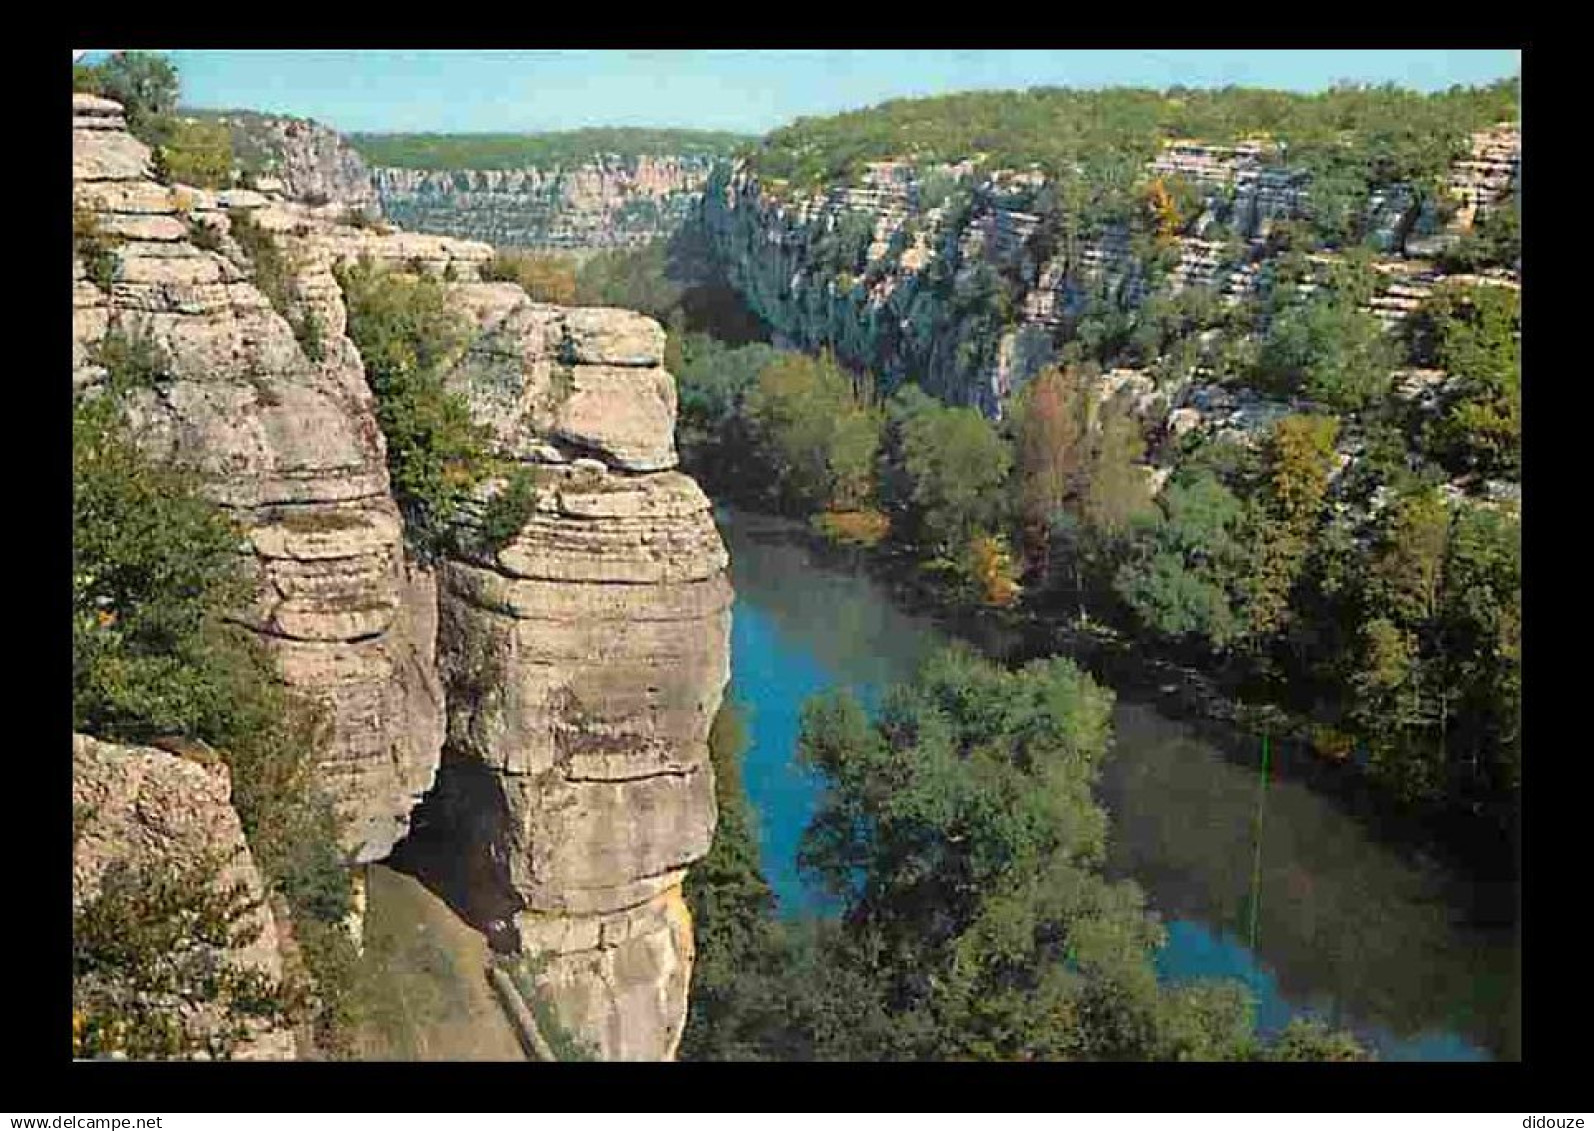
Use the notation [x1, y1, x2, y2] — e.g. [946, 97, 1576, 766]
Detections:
[81, 49, 1521, 135]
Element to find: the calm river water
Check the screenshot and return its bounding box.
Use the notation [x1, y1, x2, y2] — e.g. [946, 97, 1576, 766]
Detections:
[717, 507, 1520, 1062]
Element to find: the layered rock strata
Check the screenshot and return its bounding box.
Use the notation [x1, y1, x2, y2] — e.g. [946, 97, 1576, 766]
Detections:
[372, 155, 717, 250]
[411, 290, 731, 1061]
[74, 94, 731, 1060]
[72, 94, 446, 863]
[72, 734, 297, 1060]
[200, 110, 381, 212]
[702, 125, 1521, 414]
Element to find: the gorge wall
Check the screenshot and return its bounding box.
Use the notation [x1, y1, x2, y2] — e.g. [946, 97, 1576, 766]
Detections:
[197, 109, 381, 213]
[72, 93, 730, 1060]
[699, 126, 1521, 424]
[371, 156, 717, 251]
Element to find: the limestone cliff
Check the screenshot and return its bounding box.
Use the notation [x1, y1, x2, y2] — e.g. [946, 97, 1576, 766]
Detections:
[699, 126, 1520, 415]
[73, 93, 445, 863]
[403, 293, 731, 1061]
[195, 109, 381, 211]
[372, 155, 717, 251]
[73, 92, 729, 1060]
[72, 734, 297, 1060]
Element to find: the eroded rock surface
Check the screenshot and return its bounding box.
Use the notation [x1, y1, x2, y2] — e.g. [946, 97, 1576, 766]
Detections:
[410, 290, 731, 1061]
[72, 734, 297, 1060]
[373, 155, 717, 251]
[73, 95, 729, 1060]
[72, 94, 445, 862]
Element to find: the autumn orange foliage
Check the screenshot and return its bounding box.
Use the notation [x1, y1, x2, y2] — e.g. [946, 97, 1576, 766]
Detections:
[813, 508, 892, 547]
[967, 533, 1022, 607]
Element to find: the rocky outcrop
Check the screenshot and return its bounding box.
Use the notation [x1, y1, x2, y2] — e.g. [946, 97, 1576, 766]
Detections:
[202, 110, 380, 212]
[74, 94, 730, 1061]
[1446, 123, 1520, 229]
[702, 124, 1521, 415]
[404, 294, 731, 1061]
[72, 93, 446, 863]
[72, 734, 297, 1060]
[372, 155, 717, 250]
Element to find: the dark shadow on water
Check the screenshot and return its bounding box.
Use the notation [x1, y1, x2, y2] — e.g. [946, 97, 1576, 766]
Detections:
[716, 505, 1521, 1062]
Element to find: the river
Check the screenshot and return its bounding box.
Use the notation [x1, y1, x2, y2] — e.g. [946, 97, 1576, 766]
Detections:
[717, 507, 1520, 1062]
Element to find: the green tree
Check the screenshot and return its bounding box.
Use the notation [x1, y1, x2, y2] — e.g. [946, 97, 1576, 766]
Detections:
[742, 350, 880, 514]
[155, 119, 234, 189]
[1348, 489, 1520, 814]
[1410, 282, 1520, 480]
[1013, 365, 1092, 573]
[793, 646, 1287, 1060]
[1114, 470, 1249, 653]
[334, 258, 486, 556]
[74, 852, 294, 1060]
[481, 251, 579, 304]
[94, 51, 180, 148]
[1242, 414, 1341, 648]
[680, 704, 792, 1060]
[73, 397, 357, 1050]
[1257, 291, 1397, 411]
[891, 386, 1012, 554]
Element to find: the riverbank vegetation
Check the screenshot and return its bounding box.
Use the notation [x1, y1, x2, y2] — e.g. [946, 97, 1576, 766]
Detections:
[683, 666, 1369, 1060]
[667, 271, 1519, 843]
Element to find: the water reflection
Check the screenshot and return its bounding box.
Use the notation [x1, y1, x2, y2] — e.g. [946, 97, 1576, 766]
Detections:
[717, 507, 1519, 1060]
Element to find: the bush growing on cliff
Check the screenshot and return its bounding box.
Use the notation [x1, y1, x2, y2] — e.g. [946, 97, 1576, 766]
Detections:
[72, 398, 357, 1052]
[478, 468, 539, 552]
[73, 206, 122, 291]
[482, 250, 579, 304]
[73, 850, 295, 1060]
[334, 257, 487, 558]
[90, 320, 172, 396]
[1255, 290, 1398, 412]
[228, 208, 326, 362]
[1408, 281, 1520, 481]
[154, 119, 234, 190]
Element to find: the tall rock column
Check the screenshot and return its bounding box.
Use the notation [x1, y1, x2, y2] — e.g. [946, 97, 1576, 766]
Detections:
[414, 286, 732, 1060]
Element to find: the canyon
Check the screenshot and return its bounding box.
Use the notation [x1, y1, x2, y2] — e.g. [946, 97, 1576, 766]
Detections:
[372, 157, 719, 252]
[72, 92, 729, 1060]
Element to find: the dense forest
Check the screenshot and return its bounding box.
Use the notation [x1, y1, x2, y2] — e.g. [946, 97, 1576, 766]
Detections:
[348, 128, 752, 170]
[663, 289, 1520, 838]
[744, 80, 1519, 205]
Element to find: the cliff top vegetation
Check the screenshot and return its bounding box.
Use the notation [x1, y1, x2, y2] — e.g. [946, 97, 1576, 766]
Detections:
[744, 79, 1519, 193]
[348, 128, 754, 170]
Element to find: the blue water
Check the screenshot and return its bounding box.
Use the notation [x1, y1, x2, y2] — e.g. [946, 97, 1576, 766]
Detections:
[718, 507, 1518, 1061]
[728, 601, 842, 917]
[1156, 919, 1490, 1061]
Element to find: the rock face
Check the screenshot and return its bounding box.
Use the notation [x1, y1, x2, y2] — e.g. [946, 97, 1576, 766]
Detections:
[407, 291, 731, 1061]
[72, 93, 446, 864]
[701, 125, 1522, 415]
[371, 155, 718, 250]
[203, 110, 380, 212]
[73, 94, 730, 1061]
[72, 734, 297, 1060]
